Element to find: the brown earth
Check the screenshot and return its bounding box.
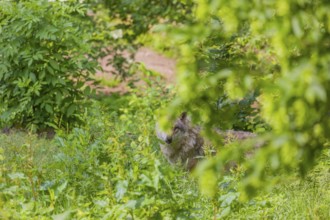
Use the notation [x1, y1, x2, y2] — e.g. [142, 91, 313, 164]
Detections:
[95, 47, 176, 94]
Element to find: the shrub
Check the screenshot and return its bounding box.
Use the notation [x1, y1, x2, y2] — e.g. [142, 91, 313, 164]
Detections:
[0, 0, 97, 131]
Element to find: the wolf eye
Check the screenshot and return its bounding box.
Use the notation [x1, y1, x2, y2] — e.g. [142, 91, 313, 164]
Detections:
[173, 126, 181, 132]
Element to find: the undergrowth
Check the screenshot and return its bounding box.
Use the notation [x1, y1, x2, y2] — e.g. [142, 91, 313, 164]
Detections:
[0, 84, 329, 219]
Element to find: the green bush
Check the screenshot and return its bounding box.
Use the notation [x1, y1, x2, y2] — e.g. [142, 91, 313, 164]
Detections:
[0, 0, 97, 131]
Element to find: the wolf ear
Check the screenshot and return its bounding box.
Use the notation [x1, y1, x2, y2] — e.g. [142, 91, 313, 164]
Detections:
[179, 112, 187, 121]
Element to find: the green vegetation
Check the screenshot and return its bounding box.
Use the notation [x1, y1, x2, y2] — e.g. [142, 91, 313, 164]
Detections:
[1, 0, 329, 219]
[157, 0, 330, 199]
[1, 87, 329, 218]
[0, 1, 97, 131]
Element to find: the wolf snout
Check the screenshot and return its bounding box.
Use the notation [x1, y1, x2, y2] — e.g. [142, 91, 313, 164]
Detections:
[165, 136, 172, 144]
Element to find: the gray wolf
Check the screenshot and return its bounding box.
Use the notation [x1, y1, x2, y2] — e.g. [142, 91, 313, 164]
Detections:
[156, 112, 204, 171]
[156, 112, 256, 171]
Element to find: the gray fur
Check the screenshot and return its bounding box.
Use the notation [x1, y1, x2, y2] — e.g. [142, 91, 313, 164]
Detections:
[156, 113, 259, 171]
[156, 113, 204, 170]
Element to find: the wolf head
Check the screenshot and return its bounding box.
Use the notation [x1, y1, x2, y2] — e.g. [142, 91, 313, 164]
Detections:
[156, 112, 204, 170]
[164, 112, 189, 143]
[156, 112, 191, 146]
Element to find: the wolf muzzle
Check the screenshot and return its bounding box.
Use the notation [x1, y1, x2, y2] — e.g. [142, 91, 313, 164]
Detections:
[165, 136, 172, 144]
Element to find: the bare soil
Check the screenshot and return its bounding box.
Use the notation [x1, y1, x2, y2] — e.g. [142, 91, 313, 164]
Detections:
[95, 47, 176, 94]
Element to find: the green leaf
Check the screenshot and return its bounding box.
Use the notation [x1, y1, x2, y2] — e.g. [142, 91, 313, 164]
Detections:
[49, 60, 60, 70]
[28, 58, 33, 66]
[8, 172, 26, 180]
[220, 192, 239, 207]
[56, 92, 62, 104]
[66, 104, 76, 117]
[29, 72, 36, 82]
[219, 207, 231, 218]
[84, 86, 91, 95]
[125, 200, 137, 209]
[292, 16, 303, 38]
[47, 66, 55, 75]
[45, 104, 53, 114]
[76, 81, 84, 88]
[52, 210, 73, 220]
[115, 180, 128, 201]
[39, 70, 46, 80]
[56, 181, 68, 195]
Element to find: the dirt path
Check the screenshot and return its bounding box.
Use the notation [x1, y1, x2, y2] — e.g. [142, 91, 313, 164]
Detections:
[135, 47, 176, 82]
[95, 47, 176, 94]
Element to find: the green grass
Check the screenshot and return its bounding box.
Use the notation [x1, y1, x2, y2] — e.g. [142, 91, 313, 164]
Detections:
[1, 88, 329, 219]
[273, 158, 330, 219]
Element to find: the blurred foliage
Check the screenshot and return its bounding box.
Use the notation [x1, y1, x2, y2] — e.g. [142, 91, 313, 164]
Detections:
[84, 0, 195, 79]
[0, 0, 97, 131]
[101, 0, 194, 42]
[157, 0, 330, 199]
